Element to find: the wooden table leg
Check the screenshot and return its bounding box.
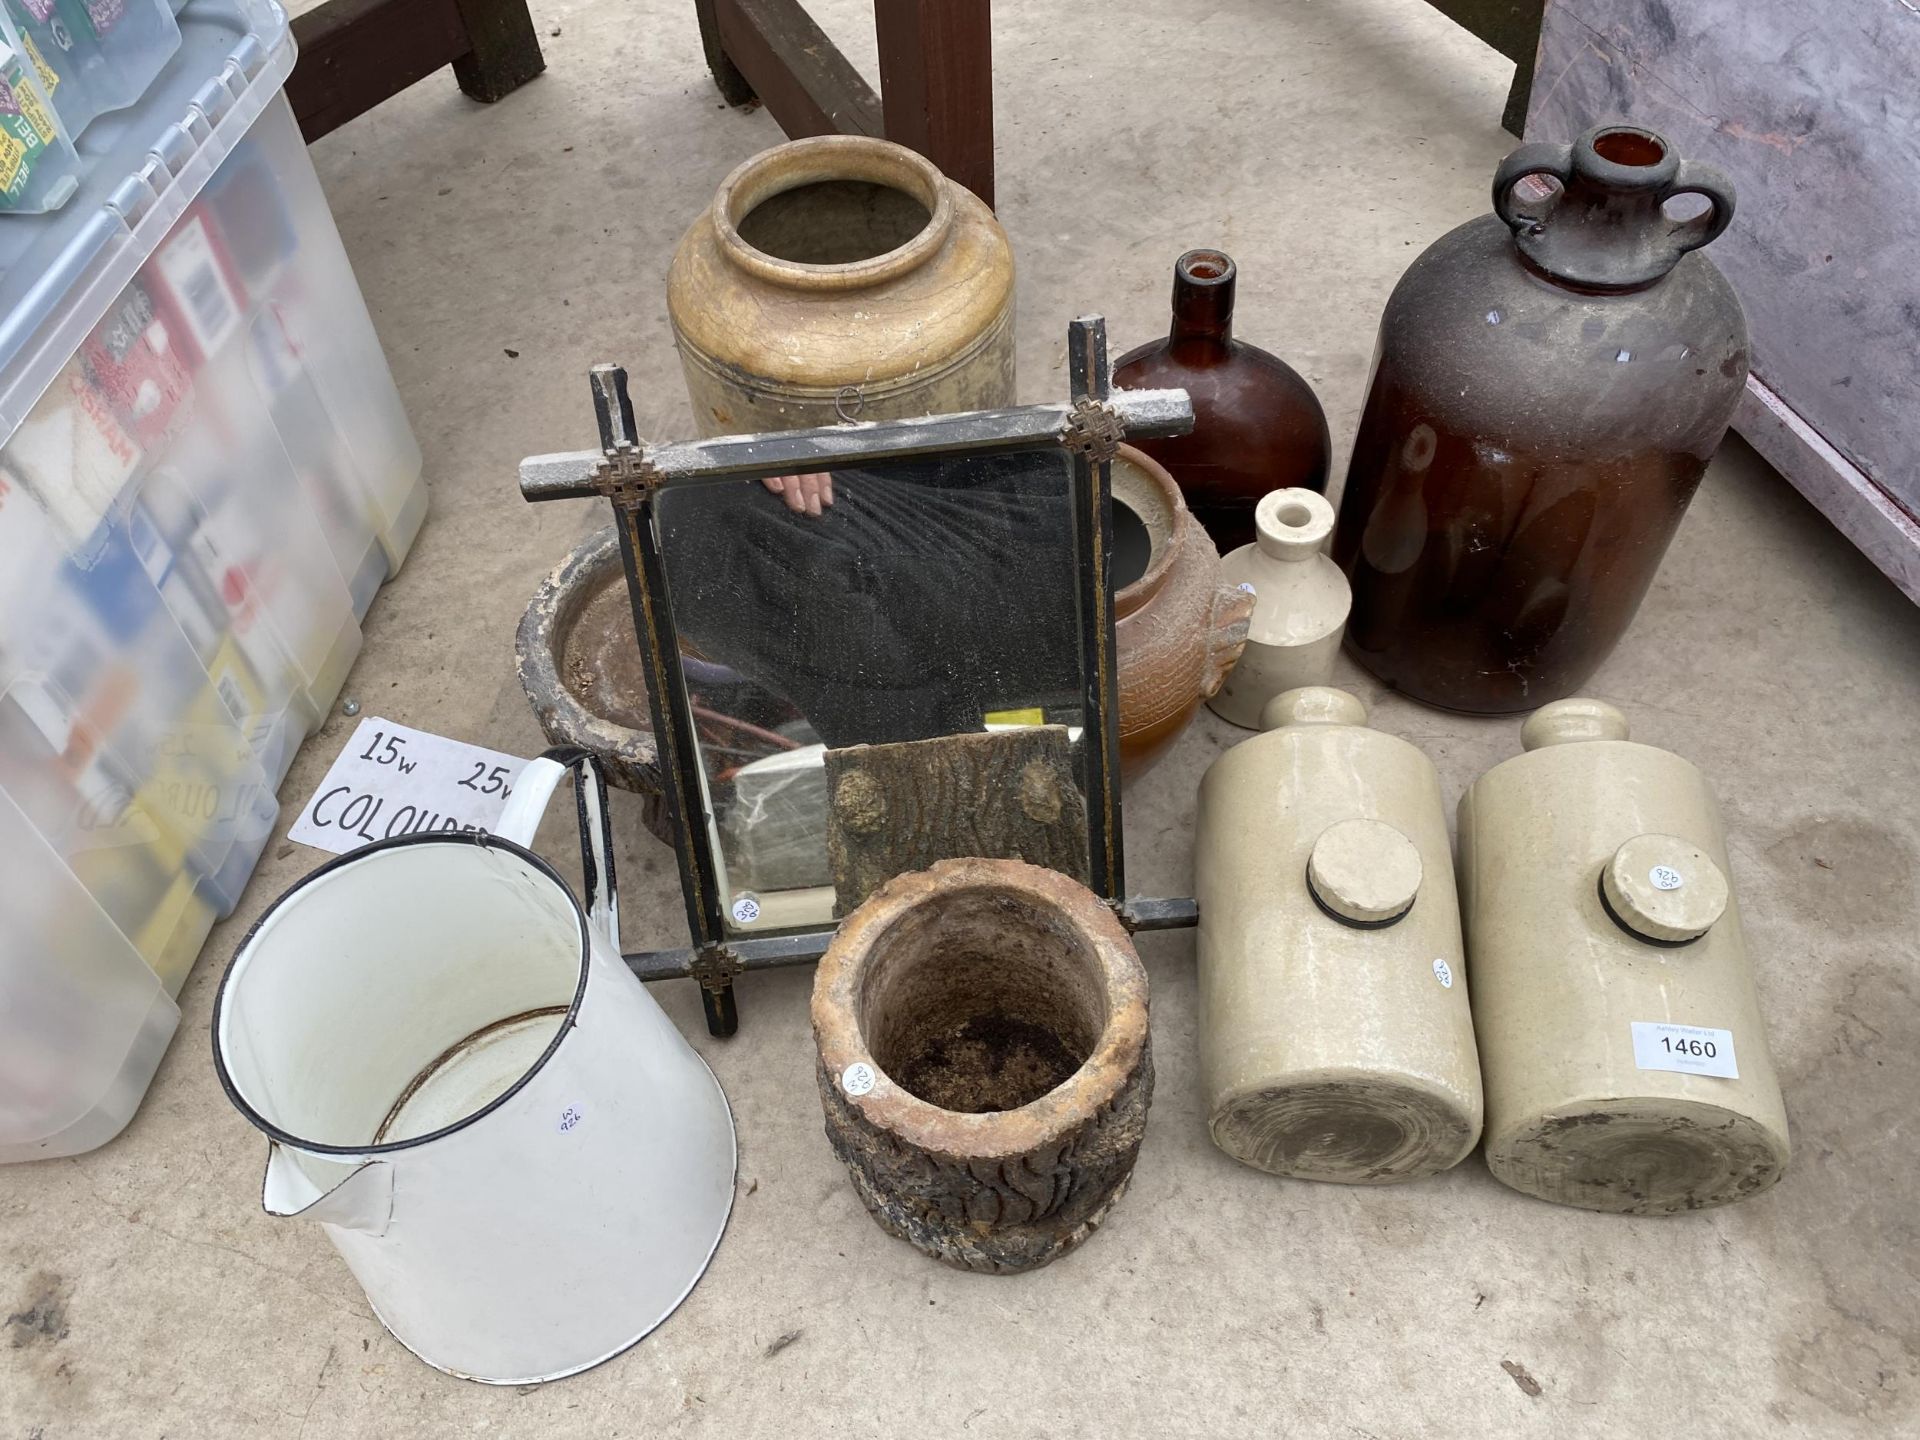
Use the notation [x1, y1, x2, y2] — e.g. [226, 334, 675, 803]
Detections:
[1420, 0, 1545, 137]
[695, 0, 757, 106]
[1503, 43, 1537, 136]
[714, 0, 883, 137]
[698, 0, 994, 207]
[451, 0, 547, 103]
[290, 0, 544, 142]
[874, 0, 994, 208]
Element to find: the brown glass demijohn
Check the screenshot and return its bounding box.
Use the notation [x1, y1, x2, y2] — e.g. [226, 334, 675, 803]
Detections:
[1115, 250, 1331, 553]
[1333, 125, 1749, 714]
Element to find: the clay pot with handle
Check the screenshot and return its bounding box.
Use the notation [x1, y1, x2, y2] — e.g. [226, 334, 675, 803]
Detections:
[1111, 444, 1254, 778]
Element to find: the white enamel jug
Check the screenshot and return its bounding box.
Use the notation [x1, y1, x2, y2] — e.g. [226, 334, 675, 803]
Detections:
[213, 749, 735, 1385]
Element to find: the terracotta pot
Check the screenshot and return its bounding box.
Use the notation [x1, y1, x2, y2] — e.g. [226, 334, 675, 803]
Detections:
[812, 858, 1152, 1274]
[1112, 444, 1253, 778]
[667, 135, 1016, 434]
[515, 525, 672, 844]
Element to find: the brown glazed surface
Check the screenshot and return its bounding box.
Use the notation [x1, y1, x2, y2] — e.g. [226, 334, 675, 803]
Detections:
[1334, 128, 1749, 714]
[1111, 445, 1253, 778]
[1115, 250, 1331, 553]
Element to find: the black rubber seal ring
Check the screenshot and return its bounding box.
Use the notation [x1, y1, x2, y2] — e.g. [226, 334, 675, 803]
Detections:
[1596, 871, 1702, 949]
[1305, 863, 1415, 930]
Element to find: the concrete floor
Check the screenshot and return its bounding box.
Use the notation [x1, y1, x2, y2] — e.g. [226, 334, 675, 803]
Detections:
[6, 0, 1918, 1434]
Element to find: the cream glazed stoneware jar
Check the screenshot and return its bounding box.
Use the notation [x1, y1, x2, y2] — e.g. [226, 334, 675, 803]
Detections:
[667, 135, 1016, 434]
[1209, 488, 1350, 728]
[1194, 686, 1482, 1183]
[1458, 698, 1789, 1214]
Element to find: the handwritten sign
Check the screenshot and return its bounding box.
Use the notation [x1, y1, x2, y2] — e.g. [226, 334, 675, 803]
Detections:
[289, 717, 531, 856]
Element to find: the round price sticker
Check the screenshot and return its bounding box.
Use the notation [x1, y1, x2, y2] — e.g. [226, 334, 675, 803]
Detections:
[1649, 865, 1685, 891]
[730, 892, 762, 924]
[1432, 957, 1454, 989]
[841, 1062, 877, 1097]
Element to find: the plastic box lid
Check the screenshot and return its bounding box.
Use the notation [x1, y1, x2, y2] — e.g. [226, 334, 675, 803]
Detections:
[0, 0, 291, 441]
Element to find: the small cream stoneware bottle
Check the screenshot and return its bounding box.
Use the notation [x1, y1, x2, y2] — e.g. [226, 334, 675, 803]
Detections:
[1458, 698, 1790, 1214]
[1195, 686, 1482, 1183]
[1208, 489, 1351, 728]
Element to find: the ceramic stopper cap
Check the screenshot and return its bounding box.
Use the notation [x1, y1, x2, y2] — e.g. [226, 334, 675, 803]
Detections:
[1261, 686, 1367, 732]
[1308, 818, 1423, 925]
[1253, 488, 1336, 561]
[1601, 833, 1729, 943]
[1521, 698, 1631, 750]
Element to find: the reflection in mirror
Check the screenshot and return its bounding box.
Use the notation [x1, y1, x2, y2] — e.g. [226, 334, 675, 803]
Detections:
[655, 448, 1087, 934]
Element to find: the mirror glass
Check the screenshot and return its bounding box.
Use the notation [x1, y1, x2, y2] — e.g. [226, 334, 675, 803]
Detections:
[654, 447, 1088, 934]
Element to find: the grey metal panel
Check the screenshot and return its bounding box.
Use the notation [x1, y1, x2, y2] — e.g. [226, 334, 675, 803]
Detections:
[1529, 0, 1920, 598]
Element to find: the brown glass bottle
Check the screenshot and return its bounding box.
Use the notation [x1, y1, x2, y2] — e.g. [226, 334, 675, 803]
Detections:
[1115, 250, 1331, 553]
[1334, 126, 1749, 714]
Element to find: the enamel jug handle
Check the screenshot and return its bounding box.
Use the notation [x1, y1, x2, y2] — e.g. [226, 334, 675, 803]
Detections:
[496, 747, 621, 950]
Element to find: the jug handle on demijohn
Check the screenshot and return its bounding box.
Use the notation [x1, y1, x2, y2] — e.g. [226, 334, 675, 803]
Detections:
[1493, 140, 1736, 272]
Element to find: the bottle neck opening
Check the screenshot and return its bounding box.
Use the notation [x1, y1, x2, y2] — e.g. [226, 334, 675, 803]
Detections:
[1170, 249, 1236, 342]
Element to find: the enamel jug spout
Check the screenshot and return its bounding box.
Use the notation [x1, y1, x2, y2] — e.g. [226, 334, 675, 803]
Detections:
[262, 1144, 394, 1235]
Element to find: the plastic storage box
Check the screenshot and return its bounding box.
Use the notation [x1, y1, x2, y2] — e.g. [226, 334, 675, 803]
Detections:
[0, 0, 426, 1163]
[0, 38, 82, 214]
[1, 0, 183, 148]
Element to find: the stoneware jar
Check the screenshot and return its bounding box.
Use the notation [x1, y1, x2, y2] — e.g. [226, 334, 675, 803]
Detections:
[1209, 487, 1350, 728]
[1195, 687, 1482, 1183]
[812, 858, 1152, 1273]
[668, 135, 1016, 434]
[1111, 444, 1254, 778]
[1458, 698, 1789, 1214]
[1334, 124, 1749, 713]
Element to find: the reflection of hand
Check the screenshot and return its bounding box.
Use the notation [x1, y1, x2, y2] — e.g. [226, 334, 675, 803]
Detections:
[761, 472, 834, 516]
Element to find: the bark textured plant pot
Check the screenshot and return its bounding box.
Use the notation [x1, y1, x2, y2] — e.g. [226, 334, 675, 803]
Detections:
[812, 858, 1153, 1273]
[516, 525, 672, 844]
[668, 135, 1016, 434]
[1112, 444, 1254, 778]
